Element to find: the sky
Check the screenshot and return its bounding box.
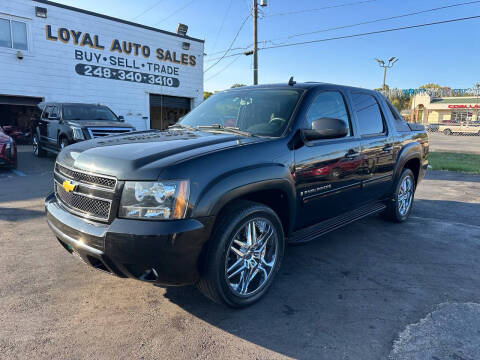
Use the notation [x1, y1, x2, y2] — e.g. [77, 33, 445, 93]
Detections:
[54, 0, 480, 92]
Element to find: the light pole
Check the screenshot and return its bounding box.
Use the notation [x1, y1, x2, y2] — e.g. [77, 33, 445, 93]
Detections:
[251, 0, 267, 85]
[375, 57, 398, 90]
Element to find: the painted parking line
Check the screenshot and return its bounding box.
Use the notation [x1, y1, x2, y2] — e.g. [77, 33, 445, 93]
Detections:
[10, 169, 26, 177]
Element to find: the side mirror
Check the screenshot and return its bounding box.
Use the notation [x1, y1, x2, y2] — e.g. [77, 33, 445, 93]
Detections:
[302, 118, 348, 141]
[118, 116, 125, 122]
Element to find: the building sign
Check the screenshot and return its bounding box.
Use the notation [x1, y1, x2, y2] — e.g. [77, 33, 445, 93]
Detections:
[448, 105, 480, 109]
[45, 25, 197, 88]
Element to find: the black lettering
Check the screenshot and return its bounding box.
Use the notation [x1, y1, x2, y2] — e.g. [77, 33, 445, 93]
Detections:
[181, 53, 188, 65]
[81, 33, 94, 48]
[58, 27, 70, 43]
[189, 55, 196, 66]
[85, 52, 93, 62]
[172, 51, 181, 64]
[46, 25, 57, 41]
[122, 41, 132, 55]
[173, 67, 179, 75]
[133, 43, 141, 56]
[156, 48, 164, 60]
[94, 53, 101, 63]
[154, 64, 160, 72]
[164, 50, 173, 62]
[93, 35, 105, 50]
[142, 46, 150, 58]
[110, 39, 122, 53]
[74, 49, 83, 60]
[109, 56, 117, 66]
[117, 57, 125, 67]
[70, 30, 82, 45]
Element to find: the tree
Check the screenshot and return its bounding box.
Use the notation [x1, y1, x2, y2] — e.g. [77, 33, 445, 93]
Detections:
[203, 91, 213, 100]
[230, 83, 246, 88]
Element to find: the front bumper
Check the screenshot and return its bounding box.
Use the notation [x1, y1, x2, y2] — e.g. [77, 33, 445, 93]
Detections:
[45, 192, 213, 286]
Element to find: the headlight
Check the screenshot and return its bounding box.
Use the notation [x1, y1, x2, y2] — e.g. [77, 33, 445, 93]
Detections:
[119, 180, 189, 220]
[72, 127, 85, 140]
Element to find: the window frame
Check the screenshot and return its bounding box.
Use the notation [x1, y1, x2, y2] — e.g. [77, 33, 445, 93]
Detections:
[0, 16, 30, 53]
[350, 91, 388, 138]
[302, 89, 354, 139]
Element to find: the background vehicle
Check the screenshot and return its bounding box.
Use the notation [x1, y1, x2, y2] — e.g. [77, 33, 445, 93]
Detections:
[439, 121, 480, 136]
[45, 82, 428, 307]
[32, 103, 135, 156]
[0, 127, 17, 169]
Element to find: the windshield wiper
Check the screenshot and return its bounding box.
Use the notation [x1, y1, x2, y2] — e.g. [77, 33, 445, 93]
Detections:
[196, 124, 253, 137]
[168, 124, 196, 131]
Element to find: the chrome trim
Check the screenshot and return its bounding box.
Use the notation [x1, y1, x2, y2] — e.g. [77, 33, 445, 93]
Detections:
[55, 162, 117, 191]
[54, 179, 112, 222]
[47, 219, 104, 256]
[87, 127, 133, 139]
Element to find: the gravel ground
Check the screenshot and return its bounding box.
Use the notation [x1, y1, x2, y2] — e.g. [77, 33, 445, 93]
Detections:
[1, 146, 480, 359]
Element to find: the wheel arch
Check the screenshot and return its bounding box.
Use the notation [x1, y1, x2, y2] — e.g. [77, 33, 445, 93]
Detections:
[394, 143, 422, 188]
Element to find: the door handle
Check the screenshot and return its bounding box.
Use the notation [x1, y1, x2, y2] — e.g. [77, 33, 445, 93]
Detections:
[345, 149, 359, 159]
[383, 145, 393, 153]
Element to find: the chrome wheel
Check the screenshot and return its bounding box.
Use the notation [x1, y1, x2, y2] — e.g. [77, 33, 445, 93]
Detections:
[398, 175, 414, 216]
[225, 218, 278, 297]
[33, 136, 38, 156]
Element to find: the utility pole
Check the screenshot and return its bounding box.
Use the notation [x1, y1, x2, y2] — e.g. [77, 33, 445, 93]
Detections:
[375, 57, 398, 90]
[253, 0, 258, 85]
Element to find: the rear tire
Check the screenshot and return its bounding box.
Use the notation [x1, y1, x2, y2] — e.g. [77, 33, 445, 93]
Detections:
[197, 200, 285, 308]
[33, 134, 46, 157]
[443, 129, 452, 136]
[383, 168, 416, 223]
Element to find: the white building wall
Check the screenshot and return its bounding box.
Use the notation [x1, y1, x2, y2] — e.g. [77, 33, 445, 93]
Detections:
[0, 0, 204, 130]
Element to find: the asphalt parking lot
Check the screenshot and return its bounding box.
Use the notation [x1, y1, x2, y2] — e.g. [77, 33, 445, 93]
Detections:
[1, 146, 480, 359]
[428, 132, 480, 154]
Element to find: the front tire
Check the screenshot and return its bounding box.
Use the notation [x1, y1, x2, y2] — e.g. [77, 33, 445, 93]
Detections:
[383, 168, 416, 223]
[33, 134, 46, 157]
[443, 129, 452, 135]
[59, 137, 69, 150]
[197, 201, 285, 308]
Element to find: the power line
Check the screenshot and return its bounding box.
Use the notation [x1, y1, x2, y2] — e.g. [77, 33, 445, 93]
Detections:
[204, 14, 251, 73]
[266, 0, 480, 43]
[207, 0, 480, 57]
[210, 0, 234, 53]
[154, 0, 196, 25]
[263, 0, 377, 17]
[205, 55, 243, 82]
[131, 0, 164, 21]
[206, 15, 480, 61]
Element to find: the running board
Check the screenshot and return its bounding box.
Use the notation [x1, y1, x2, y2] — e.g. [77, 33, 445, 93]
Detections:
[287, 202, 386, 244]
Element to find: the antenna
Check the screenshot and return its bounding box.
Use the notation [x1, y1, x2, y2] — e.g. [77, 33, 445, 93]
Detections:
[288, 76, 296, 86]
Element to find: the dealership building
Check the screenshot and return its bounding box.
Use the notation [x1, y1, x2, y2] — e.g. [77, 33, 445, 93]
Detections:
[410, 93, 480, 124]
[0, 0, 204, 131]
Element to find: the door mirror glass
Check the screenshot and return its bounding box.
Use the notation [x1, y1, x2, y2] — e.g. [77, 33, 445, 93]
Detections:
[302, 118, 348, 141]
[118, 115, 125, 122]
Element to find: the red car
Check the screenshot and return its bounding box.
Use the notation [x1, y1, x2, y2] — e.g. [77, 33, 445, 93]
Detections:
[0, 127, 17, 169]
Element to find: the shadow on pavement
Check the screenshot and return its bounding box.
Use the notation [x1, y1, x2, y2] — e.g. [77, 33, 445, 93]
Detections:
[0, 207, 45, 221]
[163, 200, 480, 359]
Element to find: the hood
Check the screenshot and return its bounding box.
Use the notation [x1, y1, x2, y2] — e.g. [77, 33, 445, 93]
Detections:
[67, 120, 134, 128]
[56, 129, 262, 180]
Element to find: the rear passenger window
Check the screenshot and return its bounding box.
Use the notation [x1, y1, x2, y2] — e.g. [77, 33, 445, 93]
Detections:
[351, 93, 385, 136]
[42, 106, 52, 120]
[385, 98, 411, 132]
[304, 91, 351, 136]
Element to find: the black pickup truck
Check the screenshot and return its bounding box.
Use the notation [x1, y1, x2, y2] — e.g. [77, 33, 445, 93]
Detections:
[45, 82, 428, 307]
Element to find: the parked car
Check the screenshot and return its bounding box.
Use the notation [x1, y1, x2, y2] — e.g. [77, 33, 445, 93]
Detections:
[32, 102, 135, 157]
[439, 121, 480, 136]
[0, 127, 17, 169]
[45, 82, 428, 307]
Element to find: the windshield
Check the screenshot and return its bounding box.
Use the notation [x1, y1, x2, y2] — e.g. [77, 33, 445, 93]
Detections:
[62, 105, 119, 121]
[179, 89, 303, 137]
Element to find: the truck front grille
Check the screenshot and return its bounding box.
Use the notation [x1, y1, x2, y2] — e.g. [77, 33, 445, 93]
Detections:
[88, 127, 133, 138]
[55, 182, 111, 221]
[56, 163, 116, 189]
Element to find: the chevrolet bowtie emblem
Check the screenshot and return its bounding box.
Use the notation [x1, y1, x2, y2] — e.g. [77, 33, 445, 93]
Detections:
[62, 180, 76, 193]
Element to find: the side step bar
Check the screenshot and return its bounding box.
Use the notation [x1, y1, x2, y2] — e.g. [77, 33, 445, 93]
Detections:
[287, 202, 386, 244]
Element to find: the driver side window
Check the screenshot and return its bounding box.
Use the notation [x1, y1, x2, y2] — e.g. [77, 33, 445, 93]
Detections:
[304, 91, 351, 136]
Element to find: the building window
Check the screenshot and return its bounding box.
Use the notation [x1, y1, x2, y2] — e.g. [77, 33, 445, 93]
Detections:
[0, 18, 28, 50]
